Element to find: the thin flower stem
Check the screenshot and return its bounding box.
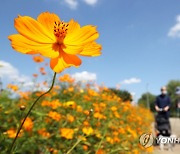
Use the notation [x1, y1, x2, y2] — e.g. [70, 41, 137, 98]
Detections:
[9, 72, 57, 153]
[66, 108, 93, 154]
[66, 138, 82, 154]
[96, 128, 107, 152]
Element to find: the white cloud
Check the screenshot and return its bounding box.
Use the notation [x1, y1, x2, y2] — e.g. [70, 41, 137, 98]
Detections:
[63, 0, 99, 9]
[72, 71, 97, 82]
[0, 60, 32, 85]
[168, 15, 180, 38]
[83, 0, 98, 6]
[121, 77, 141, 85]
[130, 92, 136, 96]
[0, 60, 49, 91]
[0, 60, 29, 83]
[64, 0, 78, 9]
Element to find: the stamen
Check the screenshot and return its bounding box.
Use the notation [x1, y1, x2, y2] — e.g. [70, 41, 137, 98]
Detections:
[54, 21, 69, 41]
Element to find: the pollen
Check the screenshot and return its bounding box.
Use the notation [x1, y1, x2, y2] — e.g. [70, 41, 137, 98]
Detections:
[54, 21, 69, 39]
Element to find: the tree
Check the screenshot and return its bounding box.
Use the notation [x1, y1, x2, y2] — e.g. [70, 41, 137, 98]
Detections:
[166, 80, 180, 116]
[109, 88, 132, 102]
[138, 92, 156, 112]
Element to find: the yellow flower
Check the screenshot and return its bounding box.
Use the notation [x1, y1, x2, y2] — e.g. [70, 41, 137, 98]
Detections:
[111, 106, 117, 112]
[82, 127, 93, 136]
[8, 12, 102, 73]
[63, 101, 76, 108]
[67, 114, 75, 123]
[60, 128, 74, 139]
[106, 136, 114, 144]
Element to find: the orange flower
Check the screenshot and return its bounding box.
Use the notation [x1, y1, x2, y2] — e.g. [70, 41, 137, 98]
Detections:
[76, 105, 83, 112]
[33, 73, 38, 78]
[39, 67, 46, 75]
[7, 84, 18, 91]
[67, 114, 75, 123]
[96, 149, 105, 154]
[5, 128, 22, 138]
[23, 117, 33, 132]
[48, 111, 61, 121]
[83, 145, 88, 151]
[18, 91, 30, 99]
[33, 55, 44, 63]
[60, 128, 74, 139]
[8, 12, 102, 73]
[38, 128, 50, 138]
[59, 74, 74, 83]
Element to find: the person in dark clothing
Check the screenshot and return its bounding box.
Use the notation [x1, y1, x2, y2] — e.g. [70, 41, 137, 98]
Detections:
[155, 86, 171, 136]
[155, 86, 171, 118]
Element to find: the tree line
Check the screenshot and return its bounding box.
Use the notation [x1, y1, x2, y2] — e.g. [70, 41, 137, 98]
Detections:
[138, 80, 180, 117]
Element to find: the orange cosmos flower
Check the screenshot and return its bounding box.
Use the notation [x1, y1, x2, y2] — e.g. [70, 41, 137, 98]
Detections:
[8, 12, 102, 73]
[23, 117, 33, 132]
[33, 73, 38, 78]
[38, 128, 50, 138]
[33, 55, 44, 63]
[48, 111, 61, 121]
[6, 128, 23, 138]
[7, 84, 18, 91]
[60, 128, 74, 139]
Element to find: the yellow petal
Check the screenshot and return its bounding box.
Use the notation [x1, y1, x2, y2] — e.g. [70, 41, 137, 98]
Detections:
[63, 25, 99, 55]
[67, 19, 80, 34]
[8, 34, 59, 58]
[14, 15, 55, 44]
[37, 12, 60, 38]
[79, 42, 102, 57]
[50, 51, 82, 73]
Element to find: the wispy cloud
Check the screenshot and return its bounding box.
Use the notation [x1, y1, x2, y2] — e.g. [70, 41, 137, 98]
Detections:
[168, 15, 180, 38]
[120, 77, 141, 85]
[64, 0, 99, 9]
[0, 60, 30, 83]
[0, 60, 49, 91]
[83, 0, 98, 6]
[64, 0, 78, 9]
[72, 71, 97, 82]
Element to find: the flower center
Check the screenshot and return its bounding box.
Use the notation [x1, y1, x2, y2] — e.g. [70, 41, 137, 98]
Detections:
[54, 21, 69, 43]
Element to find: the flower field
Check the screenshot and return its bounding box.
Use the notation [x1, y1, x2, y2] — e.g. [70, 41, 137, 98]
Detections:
[0, 73, 154, 154]
[0, 11, 155, 154]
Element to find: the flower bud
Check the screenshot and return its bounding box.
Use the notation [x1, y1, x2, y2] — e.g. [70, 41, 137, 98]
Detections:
[20, 105, 26, 111]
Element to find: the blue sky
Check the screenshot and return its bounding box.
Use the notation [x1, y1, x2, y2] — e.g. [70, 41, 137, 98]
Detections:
[0, 0, 180, 101]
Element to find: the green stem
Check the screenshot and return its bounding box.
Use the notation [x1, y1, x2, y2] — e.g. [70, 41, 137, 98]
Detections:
[9, 72, 57, 153]
[66, 108, 93, 154]
[96, 128, 107, 152]
[66, 139, 82, 154]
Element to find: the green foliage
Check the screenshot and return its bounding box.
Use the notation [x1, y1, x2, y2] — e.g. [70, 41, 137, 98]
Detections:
[109, 88, 132, 102]
[166, 80, 180, 115]
[138, 92, 156, 112]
